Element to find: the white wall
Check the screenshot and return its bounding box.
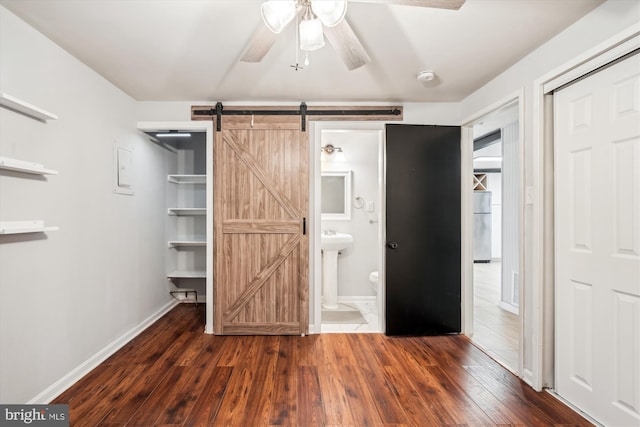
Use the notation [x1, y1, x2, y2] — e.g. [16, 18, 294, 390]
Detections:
[0, 7, 172, 403]
[458, 0, 640, 384]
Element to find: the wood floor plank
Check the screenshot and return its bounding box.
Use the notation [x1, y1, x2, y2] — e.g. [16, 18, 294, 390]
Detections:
[182, 366, 233, 426]
[337, 363, 384, 426]
[297, 365, 325, 427]
[238, 336, 280, 427]
[316, 335, 356, 425]
[65, 364, 149, 426]
[52, 305, 592, 427]
[346, 334, 410, 425]
[445, 336, 591, 425]
[382, 364, 445, 426]
[269, 336, 298, 426]
[125, 366, 186, 425]
[96, 332, 196, 425]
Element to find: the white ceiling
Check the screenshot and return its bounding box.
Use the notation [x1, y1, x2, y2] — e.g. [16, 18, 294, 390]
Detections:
[1, 0, 604, 102]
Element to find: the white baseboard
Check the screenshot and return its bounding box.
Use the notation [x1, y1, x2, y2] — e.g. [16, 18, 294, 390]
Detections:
[28, 299, 179, 404]
[523, 368, 535, 387]
[546, 389, 603, 426]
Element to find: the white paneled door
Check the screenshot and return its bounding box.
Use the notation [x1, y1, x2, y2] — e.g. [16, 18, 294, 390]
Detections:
[555, 53, 640, 426]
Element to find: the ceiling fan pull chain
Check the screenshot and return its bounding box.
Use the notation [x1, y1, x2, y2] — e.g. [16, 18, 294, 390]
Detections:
[304, 52, 310, 67]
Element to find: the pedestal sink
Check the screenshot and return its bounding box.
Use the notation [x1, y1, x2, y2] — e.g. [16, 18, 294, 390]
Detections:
[321, 232, 353, 310]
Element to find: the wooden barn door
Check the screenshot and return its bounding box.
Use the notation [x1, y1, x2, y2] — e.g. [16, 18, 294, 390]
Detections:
[214, 115, 308, 335]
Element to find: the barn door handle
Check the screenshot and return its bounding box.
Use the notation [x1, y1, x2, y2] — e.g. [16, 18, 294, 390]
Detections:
[387, 242, 398, 249]
[303, 218, 306, 235]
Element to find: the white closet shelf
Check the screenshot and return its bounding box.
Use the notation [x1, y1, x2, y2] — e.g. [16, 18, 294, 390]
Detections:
[0, 157, 58, 175]
[168, 174, 206, 184]
[167, 270, 206, 279]
[0, 220, 59, 235]
[167, 208, 206, 216]
[0, 93, 58, 122]
[168, 239, 206, 248]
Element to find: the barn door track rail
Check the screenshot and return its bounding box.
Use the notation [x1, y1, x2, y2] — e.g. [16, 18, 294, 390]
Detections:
[191, 102, 403, 131]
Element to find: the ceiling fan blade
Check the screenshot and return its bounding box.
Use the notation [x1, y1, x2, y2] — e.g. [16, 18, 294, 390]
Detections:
[349, 0, 466, 10]
[323, 19, 371, 71]
[241, 6, 305, 63]
[240, 24, 279, 62]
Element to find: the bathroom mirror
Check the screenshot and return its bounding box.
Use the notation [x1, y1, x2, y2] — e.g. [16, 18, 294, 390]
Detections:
[321, 170, 352, 220]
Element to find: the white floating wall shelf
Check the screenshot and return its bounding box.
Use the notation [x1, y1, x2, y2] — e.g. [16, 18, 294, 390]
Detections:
[167, 270, 206, 279]
[168, 239, 206, 248]
[168, 174, 206, 184]
[167, 208, 206, 216]
[0, 220, 59, 235]
[0, 93, 58, 122]
[0, 156, 58, 175]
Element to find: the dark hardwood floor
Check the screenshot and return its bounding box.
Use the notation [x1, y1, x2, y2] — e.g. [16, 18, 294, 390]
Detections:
[53, 304, 591, 426]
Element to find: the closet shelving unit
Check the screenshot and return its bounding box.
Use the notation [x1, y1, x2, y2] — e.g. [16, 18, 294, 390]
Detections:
[165, 137, 207, 304]
[0, 93, 58, 237]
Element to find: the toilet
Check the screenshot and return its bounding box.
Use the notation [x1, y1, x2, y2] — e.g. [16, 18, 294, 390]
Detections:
[369, 271, 379, 294]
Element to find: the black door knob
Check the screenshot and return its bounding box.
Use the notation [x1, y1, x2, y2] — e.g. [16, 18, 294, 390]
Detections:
[387, 242, 398, 249]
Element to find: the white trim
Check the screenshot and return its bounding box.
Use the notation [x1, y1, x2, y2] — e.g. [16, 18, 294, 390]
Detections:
[311, 122, 385, 335]
[136, 120, 215, 334]
[531, 23, 640, 391]
[459, 90, 521, 127]
[460, 89, 525, 380]
[28, 299, 179, 404]
[460, 126, 474, 335]
[499, 301, 520, 315]
[516, 94, 526, 382]
[542, 26, 640, 94]
[545, 390, 604, 426]
[523, 368, 534, 386]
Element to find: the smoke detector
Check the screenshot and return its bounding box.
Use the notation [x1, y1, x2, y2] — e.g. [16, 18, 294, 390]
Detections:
[417, 70, 436, 82]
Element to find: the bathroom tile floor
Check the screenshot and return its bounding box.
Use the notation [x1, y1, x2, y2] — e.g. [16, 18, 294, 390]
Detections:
[320, 301, 380, 333]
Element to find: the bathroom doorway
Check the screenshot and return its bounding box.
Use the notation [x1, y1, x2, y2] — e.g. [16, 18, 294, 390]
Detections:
[311, 122, 385, 333]
[469, 101, 522, 373]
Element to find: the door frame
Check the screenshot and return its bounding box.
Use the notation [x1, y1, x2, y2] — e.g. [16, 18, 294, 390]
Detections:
[460, 90, 526, 378]
[531, 24, 640, 390]
[136, 120, 215, 334]
[310, 121, 386, 334]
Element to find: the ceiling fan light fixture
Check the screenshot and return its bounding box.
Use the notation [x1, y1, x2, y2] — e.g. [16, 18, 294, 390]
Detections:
[311, 0, 347, 27]
[261, 0, 297, 34]
[299, 17, 325, 51]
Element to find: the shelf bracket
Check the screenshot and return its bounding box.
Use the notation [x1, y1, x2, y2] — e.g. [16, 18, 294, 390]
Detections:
[169, 289, 198, 306]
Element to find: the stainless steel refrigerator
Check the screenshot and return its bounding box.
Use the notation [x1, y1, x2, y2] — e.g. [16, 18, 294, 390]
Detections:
[473, 191, 492, 262]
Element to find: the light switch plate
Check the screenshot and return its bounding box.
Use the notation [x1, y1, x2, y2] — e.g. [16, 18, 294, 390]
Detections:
[365, 200, 375, 212]
[525, 186, 534, 205]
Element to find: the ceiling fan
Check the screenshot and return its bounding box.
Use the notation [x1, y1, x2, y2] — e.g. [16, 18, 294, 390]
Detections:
[241, 0, 466, 71]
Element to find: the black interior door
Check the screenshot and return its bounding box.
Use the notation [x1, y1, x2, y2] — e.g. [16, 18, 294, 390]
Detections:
[385, 124, 461, 336]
